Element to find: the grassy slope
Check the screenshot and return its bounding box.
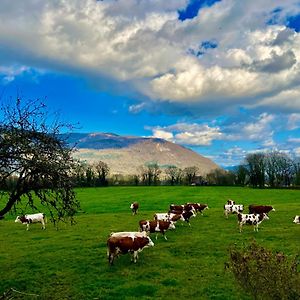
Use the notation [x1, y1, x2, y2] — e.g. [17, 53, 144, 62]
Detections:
[0, 186, 299, 299]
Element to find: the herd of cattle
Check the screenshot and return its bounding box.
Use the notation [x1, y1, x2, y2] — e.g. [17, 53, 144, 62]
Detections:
[107, 200, 300, 265]
[13, 201, 300, 266]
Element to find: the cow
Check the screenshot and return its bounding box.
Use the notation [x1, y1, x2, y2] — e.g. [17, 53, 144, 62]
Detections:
[15, 213, 46, 230]
[181, 210, 196, 226]
[224, 204, 244, 218]
[293, 216, 300, 224]
[186, 203, 209, 215]
[237, 213, 269, 232]
[107, 231, 154, 265]
[154, 213, 170, 221]
[139, 220, 175, 240]
[169, 204, 195, 212]
[130, 202, 139, 215]
[248, 205, 275, 214]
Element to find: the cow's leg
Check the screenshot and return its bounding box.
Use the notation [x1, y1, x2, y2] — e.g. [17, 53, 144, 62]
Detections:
[239, 223, 242, 233]
[26, 223, 30, 231]
[133, 251, 138, 263]
[155, 233, 158, 240]
[41, 220, 46, 230]
[107, 248, 116, 265]
[224, 210, 228, 218]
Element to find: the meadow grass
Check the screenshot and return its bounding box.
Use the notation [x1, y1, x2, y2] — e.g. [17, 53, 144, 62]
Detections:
[0, 186, 299, 299]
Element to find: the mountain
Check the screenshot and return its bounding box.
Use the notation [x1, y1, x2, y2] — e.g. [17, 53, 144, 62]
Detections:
[67, 132, 219, 175]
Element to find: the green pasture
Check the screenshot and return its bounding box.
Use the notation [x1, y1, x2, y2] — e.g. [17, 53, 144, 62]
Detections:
[0, 186, 299, 299]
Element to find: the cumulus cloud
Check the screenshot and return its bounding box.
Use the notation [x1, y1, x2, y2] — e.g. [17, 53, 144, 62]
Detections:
[1, 0, 300, 115]
[148, 122, 223, 146]
[224, 113, 276, 143]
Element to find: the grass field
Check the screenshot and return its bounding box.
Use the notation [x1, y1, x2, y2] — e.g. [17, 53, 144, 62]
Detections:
[0, 186, 300, 299]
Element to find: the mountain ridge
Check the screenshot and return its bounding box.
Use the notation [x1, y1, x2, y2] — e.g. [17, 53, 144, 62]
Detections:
[66, 132, 220, 175]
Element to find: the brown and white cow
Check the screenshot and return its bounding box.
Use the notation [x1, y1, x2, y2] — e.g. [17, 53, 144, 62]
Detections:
[107, 231, 154, 265]
[169, 204, 195, 212]
[237, 212, 269, 232]
[224, 204, 244, 218]
[130, 202, 139, 215]
[154, 212, 185, 224]
[139, 220, 175, 240]
[186, 203, 209, 215]
[15, 213, 46, 230]
[293, 216, 300, 224]
[248, 205, 275, 214]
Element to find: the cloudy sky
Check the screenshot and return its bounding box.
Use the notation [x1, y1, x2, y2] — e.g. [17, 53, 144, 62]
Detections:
[1, 0, 300, 167]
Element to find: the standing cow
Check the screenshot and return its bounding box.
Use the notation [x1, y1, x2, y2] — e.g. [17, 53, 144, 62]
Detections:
[237, 213, 269, 232]
[186, 203, 209, 215]
[139, 220, 175, 240]
[224, 204, 244, 218]
[130, 202, 139, 215]
[107, 231, 154, 265]
[15, 213, 46, 231]
[248, 205, 275, 214]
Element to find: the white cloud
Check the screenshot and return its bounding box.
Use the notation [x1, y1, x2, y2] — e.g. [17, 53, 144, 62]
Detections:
[287, 113, 300, 130]
[152, 129, 174, 141]
[224, 113, 275, 143]
[148, 122, 223, 146]
[1, 0, 300, 114]
[288, 137, 300, 143]
[294, 147, 300, 156]
[0, 65, 30, 83]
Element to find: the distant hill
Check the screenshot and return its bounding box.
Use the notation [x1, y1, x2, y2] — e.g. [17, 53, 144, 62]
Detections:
[66, 132, 219, 175]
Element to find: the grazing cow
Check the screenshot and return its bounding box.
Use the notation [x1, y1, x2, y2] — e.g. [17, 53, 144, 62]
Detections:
[168, 213, 185, 223]
[237, 213, 269, 232]
[181, 210, 196, 226]
[248, 205, 275, 214]
[224, 204, 244, 218]
[107, 231, 154, 265]
[154, 213, 170, 221]
[139, 220, 175, 240]
[15, 213, 46, 230]
[130, 202, 139, 215]
[293, 216, 300, 224]
[170, 204, 195, 212]
[186, 203, 209, 215]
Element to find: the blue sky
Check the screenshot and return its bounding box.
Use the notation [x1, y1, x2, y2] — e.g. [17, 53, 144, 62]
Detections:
[1, 0, 300, 167]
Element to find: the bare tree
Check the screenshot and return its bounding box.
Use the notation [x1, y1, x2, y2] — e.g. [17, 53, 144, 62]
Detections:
[245, 153, 266, 188]
[94, 160, 109, 186]
[165, 165, 181, 186]
[183, 166, 199, 185]
[0, 98, 80, 223]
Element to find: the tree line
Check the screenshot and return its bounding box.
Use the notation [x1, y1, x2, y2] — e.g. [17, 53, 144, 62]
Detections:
[70, 151, 300, 188]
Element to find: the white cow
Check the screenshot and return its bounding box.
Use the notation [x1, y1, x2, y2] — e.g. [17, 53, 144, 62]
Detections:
[15, 213, 46, 230]
[224, 204, 244, 218]
[293, 216, 300, 224]
[237, 213, 269, 232]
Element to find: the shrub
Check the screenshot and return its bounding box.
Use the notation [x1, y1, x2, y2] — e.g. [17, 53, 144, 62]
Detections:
[227, 240, 300, 300]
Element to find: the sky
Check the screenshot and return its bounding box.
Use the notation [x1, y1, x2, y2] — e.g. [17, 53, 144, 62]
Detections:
[1, 0, 300, 168]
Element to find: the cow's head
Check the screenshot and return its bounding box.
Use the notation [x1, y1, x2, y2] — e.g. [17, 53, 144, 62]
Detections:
[141, 232, 154, 247]
[261, 213, 269, 221]
[15, 216, 21, 223]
